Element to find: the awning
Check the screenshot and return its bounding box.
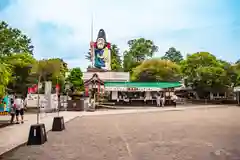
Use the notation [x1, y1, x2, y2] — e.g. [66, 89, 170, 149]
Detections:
[104, 81, 181, 91]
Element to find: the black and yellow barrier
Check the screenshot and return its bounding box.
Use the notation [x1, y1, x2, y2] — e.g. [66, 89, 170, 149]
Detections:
[0, 111, 9, 116]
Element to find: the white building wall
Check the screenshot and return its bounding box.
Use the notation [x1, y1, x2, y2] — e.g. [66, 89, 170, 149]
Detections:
[83, 72, 130, 82]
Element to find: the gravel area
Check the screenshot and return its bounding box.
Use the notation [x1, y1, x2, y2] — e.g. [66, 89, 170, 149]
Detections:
[1, 107, 240, 160]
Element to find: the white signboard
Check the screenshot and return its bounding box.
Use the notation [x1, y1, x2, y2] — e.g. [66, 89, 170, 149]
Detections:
[26, 93, 58, 110]
[83, 72, 129, 82]
[104, 87, 164, 91]
[234, 86, 240, 92]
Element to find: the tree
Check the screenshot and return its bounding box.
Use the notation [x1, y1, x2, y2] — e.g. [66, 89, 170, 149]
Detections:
[181, 52, 233, 96]
[131, 59, 181, 82]
[85, 49, 91, 62]
[66, 67, 84, 92]
[161, 47, 183, 63]
[123, 38, 158, 72]
[0, 63, 11, 97]
[233, 62, 240, 86]
[29, 58, 68, 93]
[5, 53, 36, 95]
[110, 44, 122, 71]
[0, 21, 34, 56]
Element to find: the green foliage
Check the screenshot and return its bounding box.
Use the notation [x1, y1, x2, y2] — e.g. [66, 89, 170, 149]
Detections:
[66, 67, 84, 92]
[123, 38, 158, 72]
[85, 50, 91, 62]
[161, 47, 183, 64]
[31, 58, 67, 81]
[0, 21, 34, 56]
[233, 63, 240, 86]
[181, 52, 234, 92]
[6, 53, 36, 95]
[132, 59, 181, 82]
[236, 59, 240, 64]
[29, 58, 68, 93]
[0, 63, 12, 97]
[110, 44, 122, 71]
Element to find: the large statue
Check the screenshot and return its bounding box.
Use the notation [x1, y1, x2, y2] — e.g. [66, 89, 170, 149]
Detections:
[90, 29, 111, 70]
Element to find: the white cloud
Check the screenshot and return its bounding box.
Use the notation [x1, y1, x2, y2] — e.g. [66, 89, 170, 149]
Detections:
[0, 0, 238, 70]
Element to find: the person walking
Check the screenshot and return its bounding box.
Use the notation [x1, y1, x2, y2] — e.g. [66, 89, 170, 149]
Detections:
[171, 93, 178, 107]
[160, 94, 165, 107]
[156, 94, 161, 107]
[9, 98, 16, 124]
[14, 96, 24, 124]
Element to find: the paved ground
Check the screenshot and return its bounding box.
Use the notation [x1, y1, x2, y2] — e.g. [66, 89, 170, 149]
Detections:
[1, 107, 240, 160]
[0, 111, 80, 155]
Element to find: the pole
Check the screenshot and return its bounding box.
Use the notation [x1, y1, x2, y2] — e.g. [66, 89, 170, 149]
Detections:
[37, 75, 40, 124]
[91, 14, 94, 68]
[57, 77, 60, 117]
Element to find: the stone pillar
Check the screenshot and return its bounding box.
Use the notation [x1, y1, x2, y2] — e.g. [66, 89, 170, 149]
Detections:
[45, 81, 52, 112]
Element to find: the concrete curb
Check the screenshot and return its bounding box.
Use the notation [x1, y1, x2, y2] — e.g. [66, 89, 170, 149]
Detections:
[81, 105, 236, 117]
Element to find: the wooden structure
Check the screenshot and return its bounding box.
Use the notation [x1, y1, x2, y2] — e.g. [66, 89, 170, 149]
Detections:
[84, 73, 104, 97]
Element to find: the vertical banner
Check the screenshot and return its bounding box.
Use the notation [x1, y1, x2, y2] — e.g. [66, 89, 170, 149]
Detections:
[56, 84, 60, 95]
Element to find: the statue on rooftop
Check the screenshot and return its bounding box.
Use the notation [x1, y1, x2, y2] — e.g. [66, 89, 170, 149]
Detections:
[90, 29, 111, 70]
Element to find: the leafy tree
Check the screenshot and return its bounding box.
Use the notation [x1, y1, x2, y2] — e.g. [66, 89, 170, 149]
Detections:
[66, 67, 84, 92]
[110, 44, 122, 71]
[131, 59, 181, 82]
[0, 63, 12, 97]
[0, 21, 34, 56]
[30, 58, 68, 93]
[85, 49, 91, 62]
[161, 47, 183, 63]
[233, 63, 240, 86]
[123, 38, 158, 72]
[5, 53, 36, 95]
[181, 52, 233, 96]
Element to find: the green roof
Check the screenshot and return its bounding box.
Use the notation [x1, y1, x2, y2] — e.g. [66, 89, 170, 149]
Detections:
[104, 81, 181, 88]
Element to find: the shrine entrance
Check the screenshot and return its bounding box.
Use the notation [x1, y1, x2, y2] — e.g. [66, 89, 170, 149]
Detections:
[84, 73, 104, 110]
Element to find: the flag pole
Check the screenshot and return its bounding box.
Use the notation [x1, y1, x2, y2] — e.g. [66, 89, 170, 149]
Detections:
[37, 68, 40, 124]
[57, 76, 60, 117]
[91, 14, 94, 68]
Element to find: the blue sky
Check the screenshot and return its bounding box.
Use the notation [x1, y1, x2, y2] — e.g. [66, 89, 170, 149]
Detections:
[0, 0, 239, 71]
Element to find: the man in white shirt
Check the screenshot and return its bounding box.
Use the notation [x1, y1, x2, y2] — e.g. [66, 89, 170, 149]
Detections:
[156, 94, 161, 107]
[14, 96, 24, 124]
[160, 94, 165, 107]
[171, 94, 178, 107]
